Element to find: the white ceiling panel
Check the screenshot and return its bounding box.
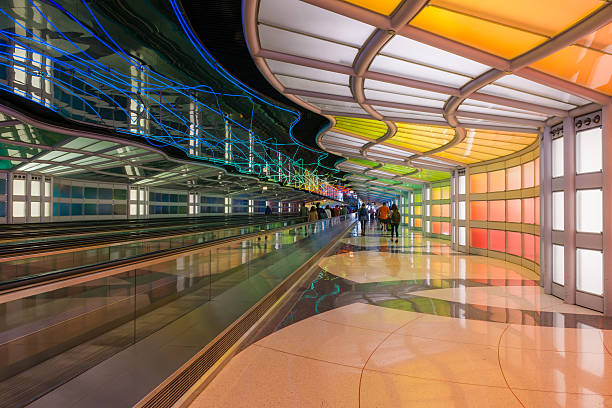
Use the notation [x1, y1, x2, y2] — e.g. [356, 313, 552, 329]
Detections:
[457, 104, 547, 121]
[266, 60, 350, 85]
[494, 75, 590, 106]
[259, 25, 357, 66]
[478, 84, 577, 110]
[258, 0, 374, 47]
[365, 89, 445, 108]
[276, 74, 352, 96]
[381, 36, 490, 77]
[300, 96, 368, 115]
[364, 79, 450, 100]
[369, 55, 471, 88]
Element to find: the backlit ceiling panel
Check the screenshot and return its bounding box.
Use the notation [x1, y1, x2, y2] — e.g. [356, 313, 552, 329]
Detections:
[245, 0, 612, 200]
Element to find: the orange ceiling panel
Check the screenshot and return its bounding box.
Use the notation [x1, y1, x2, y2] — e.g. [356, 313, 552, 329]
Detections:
[428, 0, 604, 37]
[342, 0, 402, 16]
[410, 6, 546, 58]
[530, 45, 612, 95]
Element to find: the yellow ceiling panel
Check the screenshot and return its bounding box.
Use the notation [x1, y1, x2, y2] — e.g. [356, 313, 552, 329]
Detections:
[530, 45, 612, 95]
[342, 0, 402, 16]
[410, 6, 546, 58]
[434, 151, 479, 164]
[429, 0, 604, 37]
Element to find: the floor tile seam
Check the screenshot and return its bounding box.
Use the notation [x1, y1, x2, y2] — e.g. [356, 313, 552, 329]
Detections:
[361, 367, 512, 390]
[358, 315, 426, 408]
[497, 324, 527, 408]
[250, 344, 363, 370]
[599, 331, 612, 358]
[390, 329, 610, 354]
[309, 315, 404, 334]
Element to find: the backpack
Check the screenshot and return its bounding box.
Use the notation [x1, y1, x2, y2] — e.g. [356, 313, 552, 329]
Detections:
[391, 209, 401, 224]
[359, 207, 368, 217]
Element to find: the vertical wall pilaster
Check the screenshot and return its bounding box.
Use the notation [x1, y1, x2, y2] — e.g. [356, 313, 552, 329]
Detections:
[542, 127, 552, 293]
[563, 117, 576, 304]
[602, 104, 612, 315]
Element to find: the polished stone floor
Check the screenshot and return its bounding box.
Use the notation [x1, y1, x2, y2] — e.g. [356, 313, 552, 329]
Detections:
[191, 223, 612, 407]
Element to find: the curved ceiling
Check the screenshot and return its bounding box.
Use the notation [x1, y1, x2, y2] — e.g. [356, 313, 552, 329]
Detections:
[243, 0, 612, 200]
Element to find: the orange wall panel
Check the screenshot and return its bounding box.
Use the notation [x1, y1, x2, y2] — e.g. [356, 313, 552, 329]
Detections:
[441, 204, 450, 218]
[488, 169, 505, 192]
[470, 173, 487, 193]
[470, 201, 487, 221]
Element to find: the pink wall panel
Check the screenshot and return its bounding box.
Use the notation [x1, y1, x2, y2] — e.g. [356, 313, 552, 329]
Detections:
[471, 228, 487, 249]
[441, 204, 450, 217]
[471, 201, 487, 221]
[522, 161, 535, 188]
[488, 200, 505, 222]
[506, 166, 522, 190]
[507, 231, 522, 256]
[507, 199, 522, 223]
[535, 236, 540, 264]
[522, 198, 535, 224]
[523, 233, 535, 261]
[534, 158, 540, 186]
[489, 229, 506, 252]
[441, 222, 450, 235]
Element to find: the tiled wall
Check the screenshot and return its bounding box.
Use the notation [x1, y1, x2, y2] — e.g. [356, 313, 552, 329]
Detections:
[459, 146, 540, 271]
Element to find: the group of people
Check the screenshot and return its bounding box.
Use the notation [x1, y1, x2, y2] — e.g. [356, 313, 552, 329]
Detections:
[300, 202, 350, 222]
[359, 202, 401, 241]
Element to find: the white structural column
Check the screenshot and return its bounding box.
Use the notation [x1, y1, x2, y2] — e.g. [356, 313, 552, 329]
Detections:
[465, 167, 471, 255]
[603, 104, 612, 314]
[542, 127, 552, 293]
[563, 117, 576, 304]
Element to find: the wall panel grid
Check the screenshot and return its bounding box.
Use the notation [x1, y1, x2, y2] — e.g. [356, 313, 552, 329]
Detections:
[426, 181, 451, 239]
[541, 110, 607, 313]
[461, 145, 540, 272]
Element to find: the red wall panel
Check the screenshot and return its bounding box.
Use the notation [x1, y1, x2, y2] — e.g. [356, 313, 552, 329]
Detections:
[489, 229, 506, 252]
[471, 228, 488, 249]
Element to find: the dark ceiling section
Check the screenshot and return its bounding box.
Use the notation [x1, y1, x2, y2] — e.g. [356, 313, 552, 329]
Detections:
[180, 0, 345, 175]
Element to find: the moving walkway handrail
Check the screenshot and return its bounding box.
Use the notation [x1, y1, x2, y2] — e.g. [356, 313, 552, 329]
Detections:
[0, 216, 302, 260]
[0, 214, 355, 303]
[0, 214, 297, 243]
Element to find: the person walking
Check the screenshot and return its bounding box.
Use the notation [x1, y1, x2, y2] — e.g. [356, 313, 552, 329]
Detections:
[358, 203, 368, 236]
[324, 205, 332, 219]
[300, 202, 309, 220]
[308, 206, 318, 222]
[264, 205, 272, 216]
[378, 202, 390, 232]
[316, 203, 326, 219]
[390, 203, 401, 242]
